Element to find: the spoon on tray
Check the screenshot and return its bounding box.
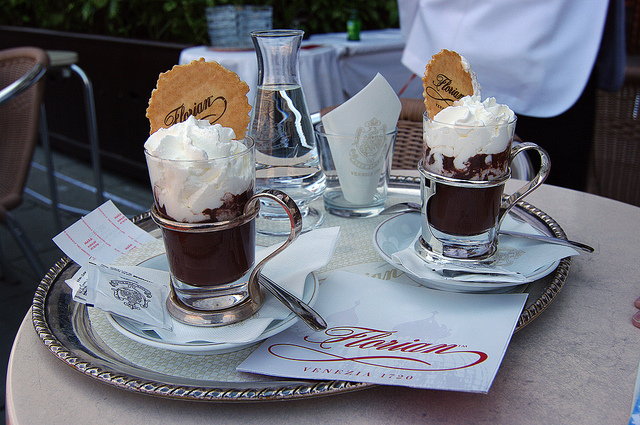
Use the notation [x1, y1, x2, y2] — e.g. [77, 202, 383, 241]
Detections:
[258, 273, 327, 331]
[379, 202, 594, 253]
[380, 201, 421, 215]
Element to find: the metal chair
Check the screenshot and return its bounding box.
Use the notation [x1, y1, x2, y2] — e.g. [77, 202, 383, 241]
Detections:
[38, 51, 104, 230]
[587, 63, 640, 207]
[0, 47, 49, 279]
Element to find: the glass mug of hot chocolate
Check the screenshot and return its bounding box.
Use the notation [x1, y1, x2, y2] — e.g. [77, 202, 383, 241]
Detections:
[417, 98, 550, 261]
[145, 117, 301, 326]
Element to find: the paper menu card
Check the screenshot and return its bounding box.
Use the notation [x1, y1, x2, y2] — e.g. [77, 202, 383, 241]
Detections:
[238, 271, 527, 394]
[52, 200, 157, 302]
[321, 73, 401, 204]
[53, 200, 155, 267]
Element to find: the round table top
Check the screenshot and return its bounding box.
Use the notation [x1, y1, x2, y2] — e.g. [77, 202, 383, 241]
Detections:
[7, 180, 640, 424]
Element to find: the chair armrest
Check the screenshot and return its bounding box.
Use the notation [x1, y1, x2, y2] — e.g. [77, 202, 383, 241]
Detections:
[0, 62, 47, 107]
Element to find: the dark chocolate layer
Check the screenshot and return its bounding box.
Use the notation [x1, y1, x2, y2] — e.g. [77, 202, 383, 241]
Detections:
[424, 147, 510, 180]
[427, 183, 503, 236]
[162, 219, 255, 287]
[156, 183, 254, 224]
[156, 185, 256, 287]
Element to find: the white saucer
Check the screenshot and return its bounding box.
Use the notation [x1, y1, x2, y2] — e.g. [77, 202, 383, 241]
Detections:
[106, 253, 319, 355]
[373, 212, 561, 293]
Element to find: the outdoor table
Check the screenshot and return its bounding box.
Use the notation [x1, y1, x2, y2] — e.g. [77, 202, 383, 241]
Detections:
[6, 175, 640, 424]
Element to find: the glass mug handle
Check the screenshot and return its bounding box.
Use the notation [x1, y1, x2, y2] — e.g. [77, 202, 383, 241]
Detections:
[244, 189, 303, 304]
[498, 142, 551, 226]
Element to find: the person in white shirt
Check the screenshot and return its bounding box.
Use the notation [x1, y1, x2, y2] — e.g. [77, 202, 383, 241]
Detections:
[399, 0, 626, 190]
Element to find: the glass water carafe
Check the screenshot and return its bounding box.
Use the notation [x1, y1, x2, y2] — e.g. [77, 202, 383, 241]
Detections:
[249, 29, 326, 234]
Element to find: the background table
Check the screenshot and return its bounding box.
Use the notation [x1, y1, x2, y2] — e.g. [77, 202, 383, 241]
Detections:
[179, 29, 423, 114]
[308, 29, 422, 100]
[7, 180, 640, 424]
[179, 44, 344, 114]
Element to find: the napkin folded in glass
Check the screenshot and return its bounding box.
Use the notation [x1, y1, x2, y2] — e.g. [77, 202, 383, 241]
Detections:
[69, 226, 341, 344]
[392, 218, 580, 283]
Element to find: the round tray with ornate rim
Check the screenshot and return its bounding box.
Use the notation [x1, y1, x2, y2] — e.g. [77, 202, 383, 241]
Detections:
[31, 176, 570, 401]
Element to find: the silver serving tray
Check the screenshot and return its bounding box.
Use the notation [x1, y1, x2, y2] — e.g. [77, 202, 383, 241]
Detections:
[31, 177, 570, 401]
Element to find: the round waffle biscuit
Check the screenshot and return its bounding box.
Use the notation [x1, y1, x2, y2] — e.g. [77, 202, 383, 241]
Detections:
[146, 58, 251, 138]
[422, 49, 478, 119]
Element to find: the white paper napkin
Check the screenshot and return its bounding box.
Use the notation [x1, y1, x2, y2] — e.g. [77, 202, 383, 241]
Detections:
[321, 73, 401, 204]
[238, 270, 528, 394]
[86, 262, 172, 329]
[107, 226, 341, 344]
[392, 216, 580, 283]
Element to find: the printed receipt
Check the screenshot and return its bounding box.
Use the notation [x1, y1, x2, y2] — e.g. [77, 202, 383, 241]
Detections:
[53, 200, 154, 266]
[53, 200, 155, 301]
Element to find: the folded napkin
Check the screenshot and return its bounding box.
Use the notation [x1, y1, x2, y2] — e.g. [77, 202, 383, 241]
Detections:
[321, 73, 401, 204]
[392, 215, 580, 283]
[86, 262, 172, 329]
[88, 226, 341, 345]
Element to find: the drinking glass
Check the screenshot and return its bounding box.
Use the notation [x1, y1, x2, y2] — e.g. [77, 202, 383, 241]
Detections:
[315, 123, 396, 217]
[146, 137, 301, 326]
[418, 115, 551, 260]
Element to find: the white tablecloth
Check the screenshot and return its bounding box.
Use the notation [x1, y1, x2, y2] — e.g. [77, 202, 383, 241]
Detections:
[179, 29, 424, 114]
[179, 44, 344, 113]
[308, 29, 422, 100]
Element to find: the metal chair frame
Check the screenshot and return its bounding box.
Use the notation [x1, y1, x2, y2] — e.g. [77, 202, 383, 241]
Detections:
[0, 47, 49, 279]
[39, 51, 105, 231]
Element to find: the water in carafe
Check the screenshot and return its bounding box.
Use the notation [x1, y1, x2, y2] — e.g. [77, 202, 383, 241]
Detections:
[249, 30, 326, 229]
[251, 84, 325, 209]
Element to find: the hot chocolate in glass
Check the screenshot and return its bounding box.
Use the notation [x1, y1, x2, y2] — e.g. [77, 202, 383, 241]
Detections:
[419, 98, 550, 260]
[144, 116, 261, 316]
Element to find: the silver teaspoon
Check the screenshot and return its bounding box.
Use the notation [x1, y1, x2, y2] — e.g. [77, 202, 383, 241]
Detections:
[258, 274, 327, 331]
[379, 201, 421, 215]
[379, 202, 593, 253]
[498, 230, 594, 252]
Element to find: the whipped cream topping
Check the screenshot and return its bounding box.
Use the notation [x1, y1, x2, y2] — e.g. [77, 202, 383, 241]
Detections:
[424, 96, 515, 178]
[459, 56, 482, 97]
[144, 116, 253, 222]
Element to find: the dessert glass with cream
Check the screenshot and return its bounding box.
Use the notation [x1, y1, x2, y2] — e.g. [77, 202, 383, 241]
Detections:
[144, 116, 259, 313]
[418, 95, 550, 260]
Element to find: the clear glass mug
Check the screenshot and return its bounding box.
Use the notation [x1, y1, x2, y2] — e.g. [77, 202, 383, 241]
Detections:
[418, 115, 551, 261]
[145, 137, 302, 326]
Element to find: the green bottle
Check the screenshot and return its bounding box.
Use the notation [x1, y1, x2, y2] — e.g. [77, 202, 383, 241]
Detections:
[347, 9, 361, 41]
